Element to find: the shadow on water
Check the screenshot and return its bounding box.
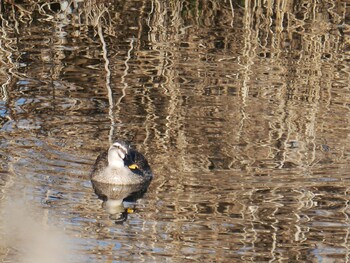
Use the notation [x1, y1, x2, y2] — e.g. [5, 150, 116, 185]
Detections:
[0, 0, 350, 262]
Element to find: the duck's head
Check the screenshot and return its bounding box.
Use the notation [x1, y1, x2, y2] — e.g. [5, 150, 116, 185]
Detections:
[107, 141, 131, 168]
[107, 140, 152, 179]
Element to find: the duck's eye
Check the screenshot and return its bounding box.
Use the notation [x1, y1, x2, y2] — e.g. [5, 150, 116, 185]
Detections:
[128, 164, 138, 170]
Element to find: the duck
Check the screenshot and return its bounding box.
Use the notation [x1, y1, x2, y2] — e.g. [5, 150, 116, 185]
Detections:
[90, 140, 153, 185]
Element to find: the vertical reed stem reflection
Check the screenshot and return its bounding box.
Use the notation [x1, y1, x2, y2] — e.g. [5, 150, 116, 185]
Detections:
[118, 37, 135, 105]
[97, 23, 114, 144]
[229, 0, 234, 27]
[1, 76, 9, 102]
[114, 37, 134, 137]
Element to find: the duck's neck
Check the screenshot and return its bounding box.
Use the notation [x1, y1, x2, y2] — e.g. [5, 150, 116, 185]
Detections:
[108, 149, 125, 168]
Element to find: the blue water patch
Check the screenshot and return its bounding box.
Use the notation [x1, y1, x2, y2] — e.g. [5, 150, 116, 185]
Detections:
[16, 79, 31, 85]
[15, 97, 27, 106]
[0, 108, 8, 117]
[0, 100, 8, 115]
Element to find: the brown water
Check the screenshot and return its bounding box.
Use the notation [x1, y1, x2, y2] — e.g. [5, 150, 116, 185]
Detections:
[1, 1, 350, 262]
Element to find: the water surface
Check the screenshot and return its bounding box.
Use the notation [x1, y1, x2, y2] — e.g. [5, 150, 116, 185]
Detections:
[1, 1, 350, 262]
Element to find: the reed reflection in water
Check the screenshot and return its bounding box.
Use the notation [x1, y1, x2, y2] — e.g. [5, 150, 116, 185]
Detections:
[0, 0, 350, 262]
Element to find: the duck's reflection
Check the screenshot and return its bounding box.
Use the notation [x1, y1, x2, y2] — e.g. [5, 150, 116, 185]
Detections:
[91, 180, 151, 223]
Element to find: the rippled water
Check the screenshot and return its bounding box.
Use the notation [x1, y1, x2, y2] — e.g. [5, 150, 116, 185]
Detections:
[1, 1, 350, 262]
